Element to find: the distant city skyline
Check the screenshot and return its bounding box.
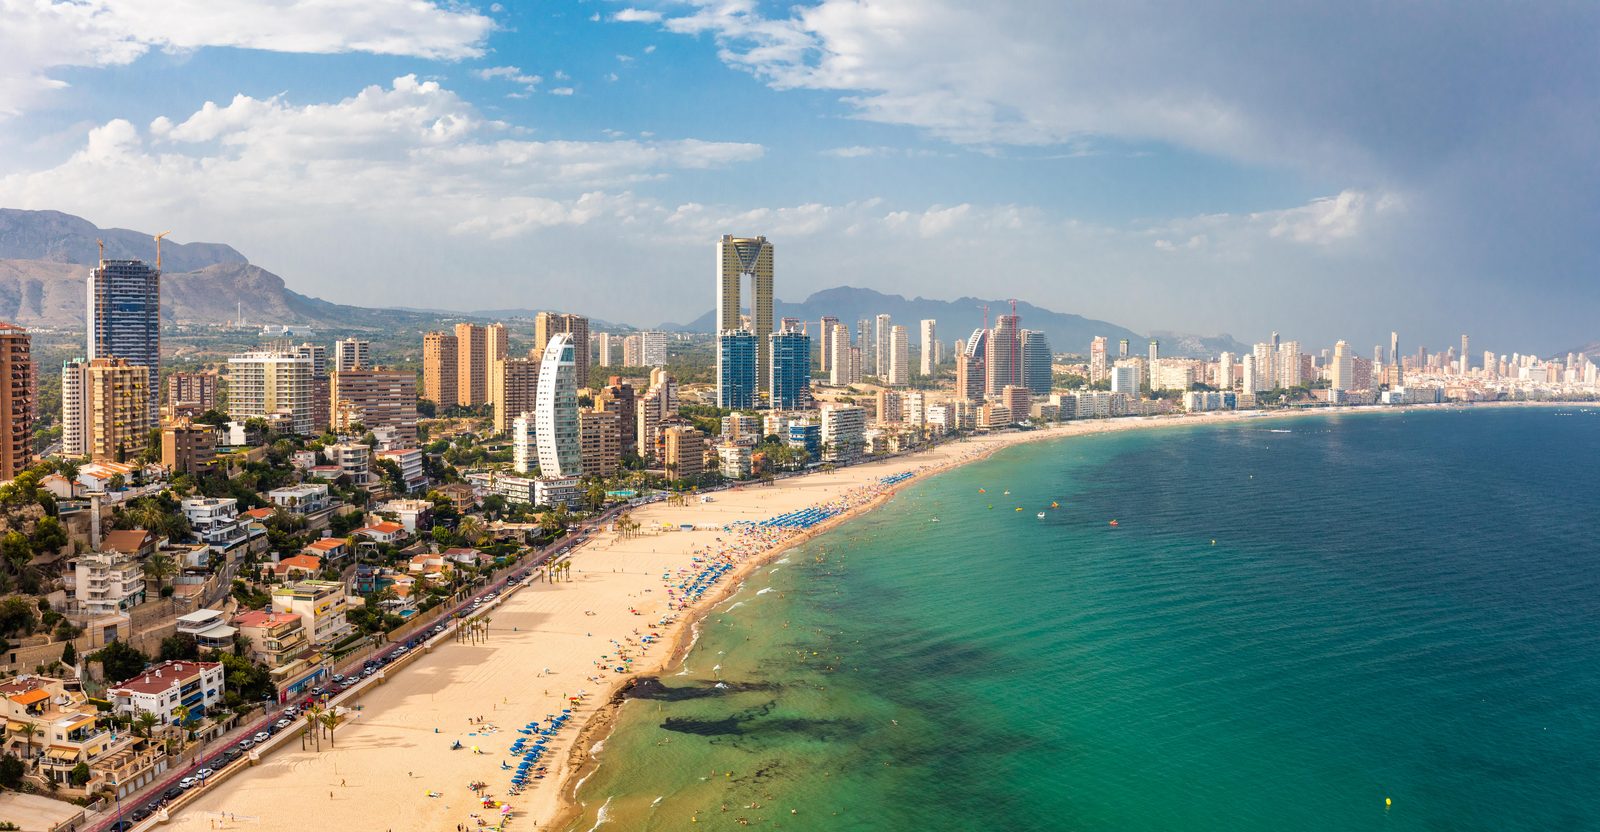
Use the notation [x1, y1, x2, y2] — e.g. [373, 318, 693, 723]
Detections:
[0, 3, 1595, 352]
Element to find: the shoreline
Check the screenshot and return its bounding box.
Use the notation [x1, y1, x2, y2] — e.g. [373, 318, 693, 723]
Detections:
[541, 399, 1581, 830]
[159, 401, 1574, 832]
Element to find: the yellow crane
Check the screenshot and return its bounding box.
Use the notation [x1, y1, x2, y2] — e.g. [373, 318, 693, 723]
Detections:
[153, 230, 173, 270]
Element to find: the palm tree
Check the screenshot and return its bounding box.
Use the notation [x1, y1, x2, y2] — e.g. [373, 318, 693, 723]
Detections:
[135, 713, 159, 740]
[16, 722, 39, 762]
[304, 706, 324, 751]
[319, 709, 339, 748]
[171, 705, 191, 740]
[457, 516, 487, 548]
[141, 553, 178, 596]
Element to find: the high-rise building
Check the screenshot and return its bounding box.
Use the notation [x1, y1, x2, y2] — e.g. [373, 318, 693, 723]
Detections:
[856, 318, 873, 373]
[919, 319, 939, 376]
[622, 335, 643, 367]
[876, 390, 903, 424]
[491, 356, 540, 435]
[87, 258, 161, 417]
[1002, 385, 1031, 422]
[0, 324, 32, 479]
[986, 315, 1022, 396]
[161, 419, 216, 476]
[874, 314, 893, 377]
[333, 338, 371, 372]
[1118, 339, 1130, 359]
[717, 236, 774, 391]
[1252, 342, 1277, 392]
[1278, 340, 1302, 388]
[819, 316, 839, 370]
[1218, 352, 1236, 390]
[597, 378, 637, 455]
[1089, 336, 1109, 383]
[62, 357, 151, 461]
[330, 368, 419, 445]
[640, 331, 668, 367]
[422, 331, 459, 408]
[1330, 340, 1353, 391]
[1459, 334, 1471, 375]
[662, 425, 706, 480]
[1109, 364, 1138, 395]
[535, 313, 590, 386]
[769, 330, 812, 410]
[828, 324, 854, 386]
[228, 349, 315, 434]
[293, 343, 328, 379]
[635, 374, 675, 463]
[820, 404, 865, 463]
[164, 371, 219, 419]
[958, 329, 988, 402]
[717, 330, 759, 409]
[534, 333, 580, 478]
[579, 409, 621, 477]
[512, 412, 536, 474]
[293, 343, 331, 432]
[887, 325, 910, 387]
[1241, 353, 1257, 395]
[1147, 339, 1160, 367]
[454, 323, 491, 406]
[597, 333, 613, 368]
[1021, 330, 1052, 395]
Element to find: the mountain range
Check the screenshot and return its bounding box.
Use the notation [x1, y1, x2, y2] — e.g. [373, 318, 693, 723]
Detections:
[2, 208, 1240, 355]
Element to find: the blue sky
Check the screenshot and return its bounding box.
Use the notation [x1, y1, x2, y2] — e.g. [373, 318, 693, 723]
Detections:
[1, 1, 1596, 355]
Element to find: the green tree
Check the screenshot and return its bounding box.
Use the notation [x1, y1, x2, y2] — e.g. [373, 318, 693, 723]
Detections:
[92, 640, 150, 684]
[159, 634, 200, 662]
[61, 641, 77, 667]
[141, 553, 179, 595]
[0, 754, 24, 789]
[217, 651, 274, 702]
[68, 761, 91, 787]
[134, 713, 159, 739]
[0, 596, 36, 637]
[28, 517, 68, 556]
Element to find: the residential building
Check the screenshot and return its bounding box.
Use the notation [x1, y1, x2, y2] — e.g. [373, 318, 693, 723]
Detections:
[267, 483, 330, 514]
[1021, 330, 1052, 395]
[68, 550, 145, 616]
[1002, 385, 1032, 422]
[376, 447, 427, 492]
[181, 497, 243, 548]
[579, 409, 621, 477]
[330, 368, 419, 445]
[87, 258, 161, 417]
[491, 356, 539, 434]
[535, 333, 581, 477]
[320, 442, 370, 487]
[717, 235, 774, 391]
[635, 372, 676, 463]
[886, 324, 910, 386]
[596, 378, 637, 455]
[819, 316, 839, 370]
[453, 323, 502, 407]
[227, 349, 314, 434]
[535, 313, 591, 386]
[108, 660, 224, 726]
[786, 422, 821, 460]
[769, 330, 812, 409]
[874, 314, 893, 376]
[958, 329, 988, 402]
[820, 404, 866, 464]
[596, 332, 613, 367]
[722, 412, 761, 441]
[0, 323, 31, 479]
[422, 331, 459, 407]
[622, 334, 643, 367]
[163, 370, 218, 419]
[718, 443, 752, 479]
[876, 390, 904, 424]
[271, 580, 352, 647]
[233, 610, 309, 669]
[1331, 340, 1354, 391]
[717, 329, 759, 408]
[302, 536, 350, 563]
[919, 319, 938, 376]
[1, 675, 166, 797]
[1109, 364, 1139, 395]
[333, 338, 371, 372]
[828, 323, 854, 386]
[512, 412, 536, 474]
[374, 498, 433, 533]
[662, 425, 706, 480]
[175, 609, 237, 652]
[978, 403, 1013, 429]
[640, 330, 669, 366]
[986, 314, 1023, 395]
[161, 419, 216, 476]
[62, 357, 151, 461]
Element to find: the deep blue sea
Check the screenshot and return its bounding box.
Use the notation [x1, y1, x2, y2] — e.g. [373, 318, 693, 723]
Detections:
[569, 407, 1600, 831]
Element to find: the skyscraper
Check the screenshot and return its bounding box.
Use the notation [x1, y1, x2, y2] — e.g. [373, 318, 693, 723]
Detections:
[535, 313, 590, 386]
[596, 333, 613, 368]
[1089, 336, 1108, 382]
[455, 323, 491, 407]
[1278, 340, 1302, 388]
[330, 368, 419, 445]
[1460, 334, 1471, 375]
[87, 258, 161, 417]
[0, 324, 32, 479]
[535, 333, 580, 477]
[769, 330, 812, 410]
[1217, 352, 1235, 390]
[1021, 330, 1052, 395]
[829, 324, 854, 386]
[62, 357, 152, 461]
[422, 331, 459, 407]
[919, 319, 938, 376]
[597, 378, 637, 455]
[717, 236, 775, 392]
[491, 356, 539, 434]
[227, 349, 314, 435]
[639, 331, 668, 367]
[717, 330, 759, 409]
[578, 409, 621, 477]
[874, 314, 893, 377]
[333, 338, 371, 372]
[819, 316, 839, 370]
[986, 315, 1022, 396]
[887, 325, 910, 387]
[1330, 340, 1353, 391]
[856, 318, 873, 374]
[959, 329, 988, 402]
[1118, 339, 1130, 359]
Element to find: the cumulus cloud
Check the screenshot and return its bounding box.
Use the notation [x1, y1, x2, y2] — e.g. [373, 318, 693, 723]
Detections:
[0, 0, 494, 116]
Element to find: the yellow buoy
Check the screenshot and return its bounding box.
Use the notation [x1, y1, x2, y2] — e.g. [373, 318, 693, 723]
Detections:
[1385, 797, 1392, 808]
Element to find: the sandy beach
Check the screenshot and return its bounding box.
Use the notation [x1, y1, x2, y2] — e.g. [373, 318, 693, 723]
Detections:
[162, 404, 1538, 831]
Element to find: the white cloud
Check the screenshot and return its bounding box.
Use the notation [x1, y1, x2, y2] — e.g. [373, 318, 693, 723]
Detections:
[475, 66, 542, 86]
[550, 87, 575, 96]
[0, 0, 494, 116]
[613, 9, 664, 24]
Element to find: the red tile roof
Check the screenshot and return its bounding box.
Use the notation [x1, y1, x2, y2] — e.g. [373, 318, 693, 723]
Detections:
[110, 661, 220, 694]
[303, 537, 347, 552]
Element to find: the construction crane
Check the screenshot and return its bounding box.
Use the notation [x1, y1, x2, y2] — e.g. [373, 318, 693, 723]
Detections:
[96, 238, 104, 262]
[978, 303, 989, 333]
[153, 230, 173, 271]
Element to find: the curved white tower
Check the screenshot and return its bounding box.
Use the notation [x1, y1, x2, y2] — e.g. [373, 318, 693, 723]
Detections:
[535, 333, 580, 477]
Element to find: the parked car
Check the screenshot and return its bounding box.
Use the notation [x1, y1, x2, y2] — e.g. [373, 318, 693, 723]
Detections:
[253, 731, 270, 743]
[109, 821, 134, 832]
[178, 777, 198, 789]
[238, 738, 255, 750]
[130, 805, 153, 821]
[275, 718, 293, 729]
[196, 767, 215, 779]
[163, 786, 184, 801]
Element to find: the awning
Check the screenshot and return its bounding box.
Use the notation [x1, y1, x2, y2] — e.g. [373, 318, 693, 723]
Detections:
[46, 746, 79, 760]
[196, 624, 237, 640]
[9, 689, 49, 707]
[6, 720, 29, 732]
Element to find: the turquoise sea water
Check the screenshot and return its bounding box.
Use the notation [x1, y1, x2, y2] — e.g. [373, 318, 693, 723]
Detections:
[567, 408, 1600, 831]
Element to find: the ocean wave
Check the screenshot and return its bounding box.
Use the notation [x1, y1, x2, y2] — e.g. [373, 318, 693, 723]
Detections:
[757, 587, 775, 596]
[585, 796, 614, 831]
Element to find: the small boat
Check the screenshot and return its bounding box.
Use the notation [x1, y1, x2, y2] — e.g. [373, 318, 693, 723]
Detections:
[978, 488, 986, 493]
[1003, 490, 1011, 495]
[1036, 512, 1046, 519]
[1050, 502, 1059, 508]
[1108, 519, 1119, 526]
[930, 518, 940, 523]
[1015, 507, 1023, 512]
